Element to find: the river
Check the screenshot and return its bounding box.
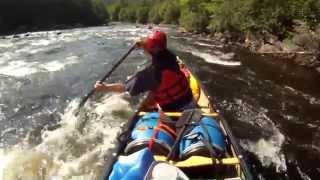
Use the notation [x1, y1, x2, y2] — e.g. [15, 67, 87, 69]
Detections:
[0, 24, 319, 179]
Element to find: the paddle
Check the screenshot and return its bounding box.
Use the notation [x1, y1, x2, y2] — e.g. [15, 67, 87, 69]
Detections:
[77, 43, 137, 110]
[74, 43, 137, 131]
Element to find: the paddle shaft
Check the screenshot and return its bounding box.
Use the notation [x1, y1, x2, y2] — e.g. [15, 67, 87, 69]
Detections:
[78, 44, 136, 109]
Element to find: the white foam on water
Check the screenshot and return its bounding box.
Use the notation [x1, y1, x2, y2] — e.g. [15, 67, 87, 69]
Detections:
[0, 106, 4, 122]
[0, 56, 80, 77]
[190, 51, 241, 66]
[40, 57, 79, 72]
[12, 45, 49, 55]
[0, 42, 14, 48]
[0, 149, 9, 179]
[40, 61, 67, 72]
[233, 99, 287, 173]
[284, 86, 320, 105]
[0, 60, 38, 77]
[30, 47, 47, 54]
[221, 52, 236, 60]
[0, 52, 14, 64]
[0, 93, 134, 180]
[194, 42, 223, 48]
[241, 131, 287, 173]
[177, 43, 240, 66]
[31, 40, 51, 46]
[0, 149, 55, 180]
[296, 165, 312, 180]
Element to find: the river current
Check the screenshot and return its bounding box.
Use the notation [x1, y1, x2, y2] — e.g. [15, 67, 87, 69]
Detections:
[0, 24, 319, 179]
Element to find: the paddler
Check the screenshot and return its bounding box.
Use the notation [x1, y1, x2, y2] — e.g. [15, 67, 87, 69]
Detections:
[94, 30, 196, 111]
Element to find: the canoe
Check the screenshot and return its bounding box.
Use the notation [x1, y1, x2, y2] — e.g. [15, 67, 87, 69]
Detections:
[101, 59, 253, 180]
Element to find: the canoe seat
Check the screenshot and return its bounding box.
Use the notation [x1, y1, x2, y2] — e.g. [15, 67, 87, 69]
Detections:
[153, 156, 240, 168]
[118, 155, 239, 168]
[138, 112, 218, 117]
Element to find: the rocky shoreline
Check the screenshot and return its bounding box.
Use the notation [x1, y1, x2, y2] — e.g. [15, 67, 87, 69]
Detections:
[178, 21, 320, 73]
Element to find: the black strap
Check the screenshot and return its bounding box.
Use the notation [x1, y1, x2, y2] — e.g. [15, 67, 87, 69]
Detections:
[199, 122, 219, 166]
[166, 109, 202, 161]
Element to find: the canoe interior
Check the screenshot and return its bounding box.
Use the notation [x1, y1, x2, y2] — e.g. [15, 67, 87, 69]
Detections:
[101, 63, 251, 180]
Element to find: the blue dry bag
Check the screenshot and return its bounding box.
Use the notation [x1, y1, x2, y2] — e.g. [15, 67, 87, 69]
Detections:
[125, 112, 175, 155]
[179, 116, 226, 159]
[109, 148, 155, 180]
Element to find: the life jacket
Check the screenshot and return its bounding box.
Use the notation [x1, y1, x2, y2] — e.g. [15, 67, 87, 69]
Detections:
[152, 69, 191, 107]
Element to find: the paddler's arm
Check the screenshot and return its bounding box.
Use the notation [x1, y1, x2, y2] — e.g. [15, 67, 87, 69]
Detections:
[94, 81, 126, 93]
[94, 63, 158, 95]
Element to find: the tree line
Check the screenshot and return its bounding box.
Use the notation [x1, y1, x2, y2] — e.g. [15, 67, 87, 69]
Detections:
[107, 0, 320, 39]
[0, 0, 109, 35]
[1, 0, 319, 38]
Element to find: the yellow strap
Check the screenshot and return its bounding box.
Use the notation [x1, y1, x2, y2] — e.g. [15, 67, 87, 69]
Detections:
[138, 112, 218, 117]
[154, 156, 240, 167]
[118, 155, 239, 168]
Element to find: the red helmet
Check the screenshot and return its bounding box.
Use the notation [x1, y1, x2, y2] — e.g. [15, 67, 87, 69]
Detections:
[143, 30, 167, 54]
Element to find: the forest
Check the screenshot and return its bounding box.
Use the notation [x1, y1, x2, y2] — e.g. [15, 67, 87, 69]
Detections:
[1, 0, 319, 40]
[0, 0, 108, 34]
[107, 0, 320, 39]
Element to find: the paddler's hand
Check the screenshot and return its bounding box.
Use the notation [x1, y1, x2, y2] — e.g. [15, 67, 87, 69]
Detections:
[94, 82, 126, 93]
[94, 81, 108, 92]
[135, 38, 145, 49]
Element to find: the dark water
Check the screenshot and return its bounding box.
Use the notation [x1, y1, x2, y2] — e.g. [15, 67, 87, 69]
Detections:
[174, 36, 320, 179]
[0, 24, 319, 179]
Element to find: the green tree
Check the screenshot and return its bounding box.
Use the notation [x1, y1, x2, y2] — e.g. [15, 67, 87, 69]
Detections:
[160, 1, 180, 24]
[149, 4, 162, 24]
[136, 6, 150, 24]
[108, 3, 121, 21]
[105, 0, 320, 38]
[119, 8, 129, 21]
[179, 10, 209, 32]
[91, 0, 109, 23]
[301, 0, 320, 29]
[179, 0, 209, 32]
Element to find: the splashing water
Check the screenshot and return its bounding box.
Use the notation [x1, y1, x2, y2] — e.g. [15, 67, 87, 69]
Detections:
[1, 24, 319, 179]
[241, 131, 287, 173]
[230, 98, 287, 173]
[175, 43, 241, 66]
[0, 93, 134, 180]
[190, 51, 240, 66]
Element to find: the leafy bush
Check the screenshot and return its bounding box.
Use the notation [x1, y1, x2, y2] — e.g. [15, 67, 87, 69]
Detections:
[149, 5, 162, 24]
[159, 1, 180, 24]
[136, 7, 150, 24]
[118, 7, 136, 22]
[0, 0, 110, 34]
[106, 0, 320, 39]
[107, 3, 121, 21]
[179, 10, 208, 33]
[301, 0, 320, 29]
[91, 0, 109, 23]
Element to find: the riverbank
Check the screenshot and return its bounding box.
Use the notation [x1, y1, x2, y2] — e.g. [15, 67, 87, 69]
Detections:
[179, 21, 320, 73]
